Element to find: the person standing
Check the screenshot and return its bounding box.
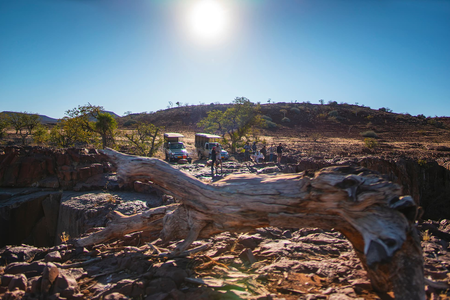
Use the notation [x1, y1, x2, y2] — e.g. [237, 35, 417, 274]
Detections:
[252, 142, 257, 154]
[276, 143, 283, 164]
[260, 145, 267, 162]
[216, 143, 223, 174]
[244, 142, 251, 161]
[269, 144, 275, 162]
[211, 146, 217, 177]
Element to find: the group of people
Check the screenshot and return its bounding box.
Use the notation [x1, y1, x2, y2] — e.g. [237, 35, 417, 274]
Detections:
[210, 141, 286, 177]
[244, 142, 284, 164]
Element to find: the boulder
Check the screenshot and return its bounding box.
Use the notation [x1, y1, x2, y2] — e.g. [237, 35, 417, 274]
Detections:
[45, 251, 62, 262]
[8, 274, 27, 291]
[52, 269, 79, 297]
[1, 274, 14, 287]
[41, 263, 59, 293]
[55, 191, 162, 243]
[28, 275, 42, 294]
[4, 261, 46, 277]
[238, 233, 264, 249]
[0, 245, 41, 265]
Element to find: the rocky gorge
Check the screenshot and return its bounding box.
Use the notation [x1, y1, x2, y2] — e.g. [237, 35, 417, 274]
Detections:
[1, 146, 450, 299]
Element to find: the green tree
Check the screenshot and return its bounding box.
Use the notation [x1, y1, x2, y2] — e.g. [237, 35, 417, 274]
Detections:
[6, 112, 25, 135]
[124, 122, 164, 157]
[6, 112, 40, 144]
[23, 113, 40, 135]
[198, 97, 262, 153]
[62, 104, 117, 148]
[33, 124, 50, 145]
[50, 117, 95, 148]
[94, 112, 117, 149]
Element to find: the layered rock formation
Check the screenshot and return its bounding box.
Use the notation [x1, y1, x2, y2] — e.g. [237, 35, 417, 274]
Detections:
[0, 147, 162, 248]
[0, 146, 114, 190]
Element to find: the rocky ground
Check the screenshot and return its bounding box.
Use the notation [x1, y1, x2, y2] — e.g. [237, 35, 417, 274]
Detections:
[1, 218, 450, 300]
[1, 157, 450, 300]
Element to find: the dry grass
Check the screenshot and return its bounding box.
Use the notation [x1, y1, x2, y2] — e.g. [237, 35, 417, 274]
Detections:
[60, 231, 70, 243]
[422, 230, 432, 242]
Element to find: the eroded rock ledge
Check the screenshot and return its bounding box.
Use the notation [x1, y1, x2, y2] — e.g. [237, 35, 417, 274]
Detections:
[0, 146, 114, 190]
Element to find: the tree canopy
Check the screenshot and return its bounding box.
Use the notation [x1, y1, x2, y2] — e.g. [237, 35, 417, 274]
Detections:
[50, 104, 117, 148]
[124, 122, 164, 157]
[94, 112, 117, 149]
[4, 112, 41, 144]
[198, 97, 262, 152]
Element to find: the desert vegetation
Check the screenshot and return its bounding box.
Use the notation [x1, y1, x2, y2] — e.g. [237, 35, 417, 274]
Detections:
[1, 100, 449, 161]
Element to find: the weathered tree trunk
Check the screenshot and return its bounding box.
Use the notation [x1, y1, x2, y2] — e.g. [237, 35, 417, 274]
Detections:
[75, 148, 424, 300]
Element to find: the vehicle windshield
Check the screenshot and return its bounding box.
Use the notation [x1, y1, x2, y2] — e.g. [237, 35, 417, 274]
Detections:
[169, 143, 185, 150]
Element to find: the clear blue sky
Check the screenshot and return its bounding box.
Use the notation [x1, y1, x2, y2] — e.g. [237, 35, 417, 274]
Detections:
[1, 0, 449, 119]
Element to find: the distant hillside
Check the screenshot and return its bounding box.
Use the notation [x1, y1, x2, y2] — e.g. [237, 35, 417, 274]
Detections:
[3, 104, 450, 144]
[1, 110, 119, 125]
[119, 104, 233, 129]
[1, 111, 59, 124]
[103, 111, 120, 119]
[38, 114, 59, 124]
[118, 102, 450, 143]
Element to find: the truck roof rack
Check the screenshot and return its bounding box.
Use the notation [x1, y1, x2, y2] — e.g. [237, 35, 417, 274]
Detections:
[164, 133, 185, 138]
[195, 133, 222, 139]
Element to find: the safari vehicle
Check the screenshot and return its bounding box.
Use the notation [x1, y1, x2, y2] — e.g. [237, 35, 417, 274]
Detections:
[163, 133, 191, 163]
[195, 133, 229, 160]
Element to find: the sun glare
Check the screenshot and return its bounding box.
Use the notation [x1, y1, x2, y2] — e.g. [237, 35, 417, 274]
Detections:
[188, 0, 228, 41]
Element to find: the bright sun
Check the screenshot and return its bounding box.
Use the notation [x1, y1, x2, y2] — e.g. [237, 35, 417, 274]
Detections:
[188, 0, 228, 41]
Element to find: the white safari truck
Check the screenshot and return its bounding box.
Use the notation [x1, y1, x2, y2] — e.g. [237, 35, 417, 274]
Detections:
[195, 133, 229, 160]
[163, 133, 192, 163]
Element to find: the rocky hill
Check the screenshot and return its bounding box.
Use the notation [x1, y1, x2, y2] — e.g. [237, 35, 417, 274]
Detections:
[120, 103, 450, 144]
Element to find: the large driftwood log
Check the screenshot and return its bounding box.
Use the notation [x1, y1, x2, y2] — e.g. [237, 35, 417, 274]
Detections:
[76, 148, 424, 300]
